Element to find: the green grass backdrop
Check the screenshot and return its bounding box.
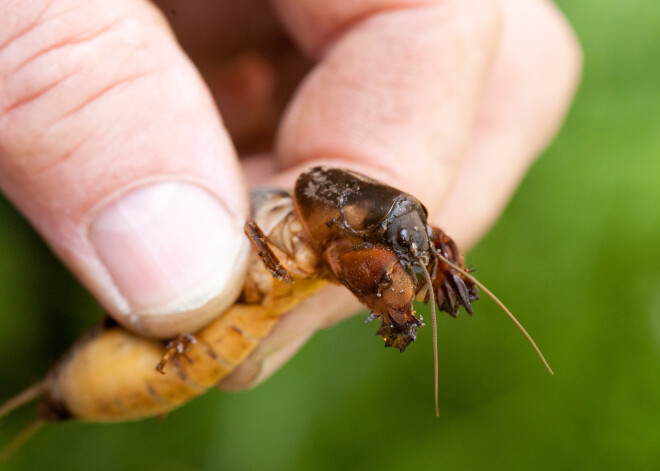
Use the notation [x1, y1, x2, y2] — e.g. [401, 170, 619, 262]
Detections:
[1, 1, 659, 469]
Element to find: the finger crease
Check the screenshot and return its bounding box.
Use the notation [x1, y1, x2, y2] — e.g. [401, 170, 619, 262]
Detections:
[55, 68, 157, 123]
[0, 4, 49, 52]
[1, 78, 60, 117]
[9, 17, 125, 78]
[29, 132, 89, 177]
[311, 1, 444, 57]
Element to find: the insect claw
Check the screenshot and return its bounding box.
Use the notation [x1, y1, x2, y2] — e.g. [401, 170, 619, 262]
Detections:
[451, 273, 473, 315]
[376, 318, 418, 352]
[156, 334, 197, 374]
[155, 364, 166, 375]
[443, 286, 459, 317]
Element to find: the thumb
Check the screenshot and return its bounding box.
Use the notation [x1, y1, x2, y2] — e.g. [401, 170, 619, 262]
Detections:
[0, 1, 249, 337]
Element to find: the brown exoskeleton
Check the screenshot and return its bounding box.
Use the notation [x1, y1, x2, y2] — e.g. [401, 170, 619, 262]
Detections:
[288, 166, 479, 351]
[247, 167, 477, 352]
[0, 167, 551, 459]
[247, 167, 552, 415]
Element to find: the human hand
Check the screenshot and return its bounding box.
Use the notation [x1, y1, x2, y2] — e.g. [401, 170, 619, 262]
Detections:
[0, 0, 581, 388]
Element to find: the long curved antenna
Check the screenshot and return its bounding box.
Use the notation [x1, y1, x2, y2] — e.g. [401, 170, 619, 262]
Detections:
[0, 381, 46, 420]
[435, 252, 554, 375]
[0, 419, 45, 463]
[417, 259, 440, 417]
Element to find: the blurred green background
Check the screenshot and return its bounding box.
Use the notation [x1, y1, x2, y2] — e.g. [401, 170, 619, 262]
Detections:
[1, 1, 659, 470]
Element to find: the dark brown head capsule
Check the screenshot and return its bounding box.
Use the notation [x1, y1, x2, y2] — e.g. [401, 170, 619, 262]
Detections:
[293, 167, 478, 351]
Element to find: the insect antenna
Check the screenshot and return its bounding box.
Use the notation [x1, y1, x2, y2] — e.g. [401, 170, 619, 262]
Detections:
[435, 252, 554, 375]
[0, 419, 45, 463]
[0, 380, 46, 421]
[0, 381, 48, 462]
[416, 257, 440, 417]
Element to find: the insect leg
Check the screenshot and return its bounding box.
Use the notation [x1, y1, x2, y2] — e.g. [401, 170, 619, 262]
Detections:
[428, 226, 479, 317]
[244, 220, 293, 283]
[156, 333, 197, 374]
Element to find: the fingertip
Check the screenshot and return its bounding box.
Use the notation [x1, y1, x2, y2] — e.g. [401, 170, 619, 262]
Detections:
[90, 182, 249, 338]
[0, 0, 250, 337]
[434, 0, 583, 249]
[273, 1, 502, 213]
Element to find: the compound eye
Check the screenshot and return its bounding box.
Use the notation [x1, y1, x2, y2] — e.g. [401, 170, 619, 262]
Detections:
[427, 226, 435, 241]
[397, 228, 411, 247]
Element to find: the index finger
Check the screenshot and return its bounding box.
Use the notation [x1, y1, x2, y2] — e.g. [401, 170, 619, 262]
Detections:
[269, 0, 501, 216]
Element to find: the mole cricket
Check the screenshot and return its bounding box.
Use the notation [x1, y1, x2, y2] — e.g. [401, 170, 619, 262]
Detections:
[0, 166, 552, 458]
